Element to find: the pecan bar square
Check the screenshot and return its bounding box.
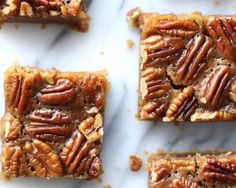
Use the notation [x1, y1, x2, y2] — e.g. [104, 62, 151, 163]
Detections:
[128, 8, 236, 121]
[1, 65, 109, 179]
[148, 151, 236, 188]
[0, 0, 89, 31]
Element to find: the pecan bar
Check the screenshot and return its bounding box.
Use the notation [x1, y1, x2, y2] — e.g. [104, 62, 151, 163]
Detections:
[0, 0, 89, 31]
[1, 65, 109, 179]
[128, 8, 236, 121]
[148, 151, 236, 188]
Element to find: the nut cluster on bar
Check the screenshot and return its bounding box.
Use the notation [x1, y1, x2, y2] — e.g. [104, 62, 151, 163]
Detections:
[128, 8, 236, 121]
[148, 151, 236, 188]
[1, 65, 108, 179]
[0, 0, 89, 31]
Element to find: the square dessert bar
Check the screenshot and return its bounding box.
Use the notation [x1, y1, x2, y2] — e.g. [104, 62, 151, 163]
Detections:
[148, 151, 236, 188]
[128, 8, 236, 121]
[0, 0, 89, 31]
[1, 65, 109, 179]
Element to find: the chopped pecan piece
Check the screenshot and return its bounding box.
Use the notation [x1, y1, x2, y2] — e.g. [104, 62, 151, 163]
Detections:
[164, 86, 198, 121]
[173, 177, 200, 188]
[156, 19, 199, 38]
[19, 1, 33, 16]
[206, 17, 236, 61]
[126, 7, 142, 27]
[191, 111, 235, 121]
[2, 113, 22, 141]
[173, 34, 213, 85]
[61, 131, 100, 176]
[199, 65, 230, 108]
[141, 35, 184, 69]
[129, 155, 143, 172]
[25, 139, 63, 178]
[82, 74, 105, 110]
[140, 68, 172, 119]
[201, 158, 236, 185]
[25, 109, 73, 141]
[1, 0, 20, 16]
[172, 158, 196, 173]
[3, 145, 29, 177]
[79, 113, 103, 142]
[39, 79, 76, 105]
[153, 166, 171, 182]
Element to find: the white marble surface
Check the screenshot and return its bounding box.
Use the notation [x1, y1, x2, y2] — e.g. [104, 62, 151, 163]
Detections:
[0, 0, 236, 187]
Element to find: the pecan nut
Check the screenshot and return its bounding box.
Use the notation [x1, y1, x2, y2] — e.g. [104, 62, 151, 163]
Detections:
[19, 1, 33, 16]
[201, 158, 236, 185]
[3, 144, 29, 177]
[154, 167, 171, 182]
[191, 111, 235, 121]
[141, 35, 184, 69]
[140, 68, 172, 119]
[126, 7, 142, 27]
[206, 17, 236, 61]
[230, 80, 236, 102]
[25, 109, 73, 142]
[79, 113, 103, 142]
[60, 131, 100, 176]
[164, 86, 198, 121]
[39, 79, 76, 105]
[199, 65, 230, 108]
[156, 19, 199, 38]
[2, 0, 20, 16]
[82, 74, 105, 110]
[25, 139, 63, 178]
[129, 155, 143, 172]
[2, 113, 22, 141]
[173, 34, 213, 85]
[173, 177, 200, 188]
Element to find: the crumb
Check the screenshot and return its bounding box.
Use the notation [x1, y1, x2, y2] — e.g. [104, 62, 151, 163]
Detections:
[103, 184, 112, 188]
[214, 0, 221, 5]
[233, 5, 236, 9]
[127, 39, 135, 49]
[15, 24, 18, 29]
[127, 109, 131, 113]
[100, 51, 104, 55]
[129, 155, 143, 172]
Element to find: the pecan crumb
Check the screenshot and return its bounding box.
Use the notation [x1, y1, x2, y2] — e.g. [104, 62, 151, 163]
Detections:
[129, 155, 143, 171]
[127, 39, 135, 49]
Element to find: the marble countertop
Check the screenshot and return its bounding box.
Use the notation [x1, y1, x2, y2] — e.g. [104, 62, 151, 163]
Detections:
[1, 0, 236, 187]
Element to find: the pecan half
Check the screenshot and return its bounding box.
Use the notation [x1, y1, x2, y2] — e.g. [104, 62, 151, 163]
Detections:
[156, 19, 199, 38]
[79, 113, 103, 142]
[201, 158, 236, 185]
[164, 86, 198, 121]
[173, 177, 200, 188]
[206, 17, 236, 61]
[199, 65, 230, 108]
[25, 139, 63, 178]
[174, 34, 213, 85]
[39, 79, 76, 105]
[2, 113, 22, 141]
[3, 145, 29, 177]
[25, 109, 73, 142]
[9, 76, 35, 115]
[140, 68, 171, 119]
[141, 35, 184, 69]
[153, 166, 171, 182]
[60, 131, 101, 176]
